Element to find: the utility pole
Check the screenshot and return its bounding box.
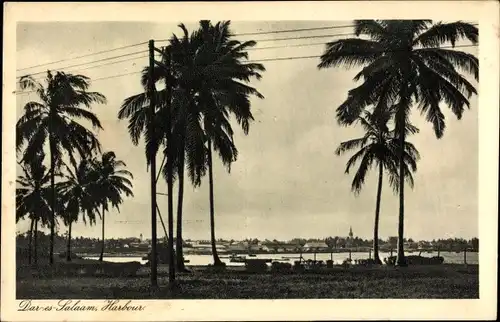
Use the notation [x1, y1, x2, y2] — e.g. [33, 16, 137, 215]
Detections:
[164, 46, 176, 285]
[148, 39, 158, 289]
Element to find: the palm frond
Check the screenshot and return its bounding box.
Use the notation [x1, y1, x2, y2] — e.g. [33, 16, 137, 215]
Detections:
[318, 39, 384, 69]
[413, 21, 478, 48]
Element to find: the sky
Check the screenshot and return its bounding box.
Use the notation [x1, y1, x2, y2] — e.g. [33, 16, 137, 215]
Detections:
[15, 21, 479, 242]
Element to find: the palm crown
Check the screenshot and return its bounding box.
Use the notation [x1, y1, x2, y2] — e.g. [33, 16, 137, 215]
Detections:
[17, 71, 107, 166]
[336, 106, 420, 194]
[91, 151, 134, 212]
[16, 152, 56, 226]
[58, 158, 101, 227]
[318, 20, 478, 138]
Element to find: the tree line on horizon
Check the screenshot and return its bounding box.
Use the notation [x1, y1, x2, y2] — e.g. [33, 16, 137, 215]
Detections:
[16, 20, 478, 282]
[16, 231, 479, 255]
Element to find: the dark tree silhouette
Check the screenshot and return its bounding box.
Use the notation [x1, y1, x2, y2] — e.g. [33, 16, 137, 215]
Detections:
[336, 106, 420, 264]
[16, 152, 57, 264]
[58, 158, 100, 261]
[90, 151, 134, 261]
[16, 71, 106, 264]
[119, 20, 265, 268]
[319, 20, 478, 266]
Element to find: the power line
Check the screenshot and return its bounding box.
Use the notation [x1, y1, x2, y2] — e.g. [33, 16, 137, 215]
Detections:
[156, 32, 357, 44]
[14, 44, 478, 96]
[248, 44, 478, 62]
[90, 70, 143, 82]
[249, 42, 328, 51]
[16, 50, 148, 79]
[235, 24, 355, 36]
[235, 22, 477, 37]
[17, 33, 354, 78]
[155, 25, 356, 42]
[16, 22, 479, 73]
[16, 41, 148, 72]
[67, 54, 148, 73]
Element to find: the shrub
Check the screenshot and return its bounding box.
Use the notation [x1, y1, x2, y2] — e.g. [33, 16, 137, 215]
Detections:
[293, 261, 305, 273]
[356, 258, 378, 266]
[271, 262, 292, 274]
[384, 255, 445, 266]
[245, 259, 268, 273]
[58, 252, 82, 260]
[207, 262, 227, 273]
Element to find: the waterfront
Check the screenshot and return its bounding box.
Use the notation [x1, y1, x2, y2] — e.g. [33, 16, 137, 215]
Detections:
[83, 251, 478, 266]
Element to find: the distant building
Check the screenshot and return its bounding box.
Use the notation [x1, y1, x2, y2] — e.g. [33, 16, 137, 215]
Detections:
[249, 244, 269, 252]
[303, 241, 329, 251]
[227, 242, 248, 252]
[264, 243, 301, 253]
[346, 226, 354, 248]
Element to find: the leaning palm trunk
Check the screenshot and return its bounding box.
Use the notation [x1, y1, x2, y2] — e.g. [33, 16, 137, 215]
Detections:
[99, 205, 105, 261]
[176, 141, 187, 272]
[66, 221, 72, 261]
[28, 218, 34, 265]
[372, 162, 383, 265]
[207, 139, 223, 266]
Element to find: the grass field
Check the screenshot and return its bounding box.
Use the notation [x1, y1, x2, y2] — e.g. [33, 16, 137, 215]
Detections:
[17, 264, 478, 299]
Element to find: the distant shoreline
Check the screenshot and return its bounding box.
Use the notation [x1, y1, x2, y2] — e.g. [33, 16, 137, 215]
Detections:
[77, 249, 478, 258]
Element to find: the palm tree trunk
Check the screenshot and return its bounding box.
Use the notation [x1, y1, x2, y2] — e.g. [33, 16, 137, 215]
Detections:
[66, 221, 72, 262]
[48, 130, 56, 265]
[34, 219, 38, 265]
[176, 141, 187, 272]
[396, 88, 409, 267]
[373, 162, 383, 265]
[99, 205, 105, 261]
[207, 139, 223, 266]
[28, 218, 34, 265]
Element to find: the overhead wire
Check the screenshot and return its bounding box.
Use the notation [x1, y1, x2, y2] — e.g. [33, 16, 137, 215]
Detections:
[16, 50, 148, 79]
[16, 41, 148, 72]
[16, 22, 478, 74]
[14, 43, 479, 96]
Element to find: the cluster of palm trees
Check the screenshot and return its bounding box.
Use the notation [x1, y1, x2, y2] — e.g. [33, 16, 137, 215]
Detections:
[319, 20, 478, 265]
[16, 71, 134, 264]
[15, 20, 478, 274]
[118, 20, 265, 272]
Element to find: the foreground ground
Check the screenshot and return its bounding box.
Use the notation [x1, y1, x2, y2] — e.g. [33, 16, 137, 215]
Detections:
[17, 264, 478, 299]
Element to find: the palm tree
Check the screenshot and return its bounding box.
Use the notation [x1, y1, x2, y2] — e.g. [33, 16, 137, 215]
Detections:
[16, 152, 55, 264]
[318, 20, 478, 266]
[16, 71, 107, 264]
[91, 151, 134, 261]
[58, 158, 101, 261]
[119, 20, 265, 268]
[194, 20, 265, 266]
[335, 106, 420, 264]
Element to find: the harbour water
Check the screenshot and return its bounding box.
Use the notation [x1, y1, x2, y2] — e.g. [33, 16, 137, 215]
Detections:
[84, 251, 478, 266]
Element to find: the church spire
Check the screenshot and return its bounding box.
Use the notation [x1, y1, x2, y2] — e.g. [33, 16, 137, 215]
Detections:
[349, 226, 353, 238]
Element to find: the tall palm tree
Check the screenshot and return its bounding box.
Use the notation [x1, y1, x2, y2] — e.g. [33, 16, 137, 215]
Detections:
[58, 158, 101, 261]
[16, 71, 107, 264]
[119, 20, 265, 268]
[194, 20, 265, 266]
[118, 58, 187, 271]
[335, 106, 420, 264]
[318, 20, 478, 266]
[91, 151, 134, 261]
[16, 152, 56, 264]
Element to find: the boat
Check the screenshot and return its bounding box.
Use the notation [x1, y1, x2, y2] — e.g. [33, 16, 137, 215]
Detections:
[229, 255, 247, 263]
[248, 254, 257, 257]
